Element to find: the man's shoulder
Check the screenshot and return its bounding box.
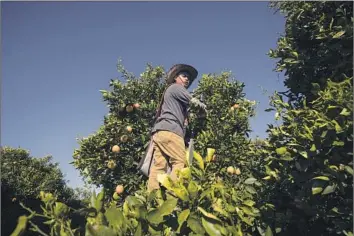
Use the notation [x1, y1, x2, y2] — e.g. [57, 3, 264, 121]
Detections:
[167, 83, 187, 93]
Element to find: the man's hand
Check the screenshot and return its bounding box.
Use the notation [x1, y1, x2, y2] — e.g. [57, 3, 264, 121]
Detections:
[191, 98, 207, 111]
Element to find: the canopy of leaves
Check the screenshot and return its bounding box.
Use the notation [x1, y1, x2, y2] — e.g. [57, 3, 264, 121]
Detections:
[72, 61, 258, 198]
[1, 146, 71, 200]
[269, 1, 353, 104]
[255, 1, 353, 235]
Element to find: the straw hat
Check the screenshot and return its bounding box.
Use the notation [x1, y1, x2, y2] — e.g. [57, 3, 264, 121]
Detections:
[166, 64, 198, 87]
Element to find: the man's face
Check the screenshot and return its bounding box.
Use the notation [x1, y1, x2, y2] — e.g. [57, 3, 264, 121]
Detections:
[175, 72, 191, 88]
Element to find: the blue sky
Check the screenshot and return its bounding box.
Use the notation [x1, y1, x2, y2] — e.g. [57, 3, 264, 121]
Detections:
[2, 2, 286, 189]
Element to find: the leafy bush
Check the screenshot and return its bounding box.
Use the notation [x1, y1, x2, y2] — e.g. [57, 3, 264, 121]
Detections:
[12, 148, 268, 236]
[1, 147, 85, 235]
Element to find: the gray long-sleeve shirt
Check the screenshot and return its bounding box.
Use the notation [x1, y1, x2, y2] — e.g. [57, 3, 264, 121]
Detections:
[152, 83, 192, 138]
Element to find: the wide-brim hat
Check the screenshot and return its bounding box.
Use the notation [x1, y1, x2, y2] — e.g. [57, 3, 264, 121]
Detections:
[166, 64, 198, 87]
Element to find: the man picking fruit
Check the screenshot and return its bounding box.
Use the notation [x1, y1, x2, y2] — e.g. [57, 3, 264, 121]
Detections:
[148, 64, 207, 191]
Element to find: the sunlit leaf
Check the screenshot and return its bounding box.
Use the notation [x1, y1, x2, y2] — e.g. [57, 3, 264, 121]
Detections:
[244, 178, 257, 185]
[322, 185, 337, 195]
[312, 176, 330, 181]
[333, 30, 345, 38]
[312, 187, 323, 195]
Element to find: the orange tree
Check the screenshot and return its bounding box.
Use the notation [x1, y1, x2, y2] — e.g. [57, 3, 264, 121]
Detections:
[13, 148, 267, 236]
[71, 61, 259, 194]
[1, 146, 83, 236]
[69, 60, 269, 234]
[254, 1, 353, 235]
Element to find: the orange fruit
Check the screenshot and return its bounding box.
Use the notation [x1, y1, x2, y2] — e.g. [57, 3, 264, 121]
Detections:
[235, 168, 241, 175]
[133, 103, 140, 109]
[233, 104, 240, 109]
[227, 166, 235, 174]
[126, 126, 133, 133]
[115, 185, 124, 194]
[112, 145, 120, 153]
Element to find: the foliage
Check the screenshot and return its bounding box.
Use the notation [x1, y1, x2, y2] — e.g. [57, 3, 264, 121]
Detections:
[1, 146, 85, 235]
[71, 62, 166, 195]
[71, 61, 257, 200]
[1, 146, 70, 200]
[256, 78, 353, 235]
[255, 1, 354, 235]
[268, 1, 353, 103]
[188, 72, 258, 184]
[12, 148, 266, 236]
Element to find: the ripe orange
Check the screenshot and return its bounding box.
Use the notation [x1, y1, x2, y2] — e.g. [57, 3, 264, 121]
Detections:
[126, 126, 133, 133]
[227, 166, 235, 174]
[115, 185, 124, 194]
[112, 145, 120, 153]
[235, 168, 241, 175]
[233, 104, 240, 109]
[133, 103, 140, 109]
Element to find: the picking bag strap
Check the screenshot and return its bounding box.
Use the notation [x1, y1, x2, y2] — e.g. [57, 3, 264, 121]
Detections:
[152, 84, 171, 127]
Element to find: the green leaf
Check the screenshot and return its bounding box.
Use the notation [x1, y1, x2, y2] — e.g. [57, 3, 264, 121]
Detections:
[54, 202, 69, 218]
[333, 141, 344, 146]
[322, 185, 337, 195]
[344, 165, 353, 175]
[332, 120, 343, 133]
[333, 30, 345, 38]
[193, 151, 205, 170]
[147, 209, 164, 225]
[86, 224, 116, 236]
[202, 217, 222, 236]
[206, 148, 215, 162]
[187, 181, 199, 200]
[265, 226, 274, 236]
[245, 186, 257, 194]
[243, 199, 256, 207]
[291, 51, 298, 58]
[310, 144, 316, 152]
[244, 178, 257, 185]
[321, 130, 328, 138]
[134, 222, 142, 236]
[177, 209, 190, 233]
[10, 215, 28, 236]
[187, 216, 205, 235]
[157, 174, 174, 190]
[276, 147, 287, 155]
[199, 188, 213, 201]
[275, 112, 280, 120]
[265, 108, 275, 112]
[159, 197, 178, 216]
[173, 186, 190, 202]
[198, 207, 221, 222]
[312, 176, 330, 181]
[240, 206, 258, 216]
[90, 190, 97, 209]
[312, 187, 323, 195]
[299, 151, 308, 159]
[340, 108, 351, 116]
[105, 206, 124, 230]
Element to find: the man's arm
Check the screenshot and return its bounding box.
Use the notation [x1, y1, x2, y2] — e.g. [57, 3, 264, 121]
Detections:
[171, 84, 207, 111]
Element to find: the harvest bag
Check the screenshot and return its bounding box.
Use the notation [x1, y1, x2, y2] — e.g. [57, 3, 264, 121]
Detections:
[137, 138, 155, 177]
[137, 86, 171, 176]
